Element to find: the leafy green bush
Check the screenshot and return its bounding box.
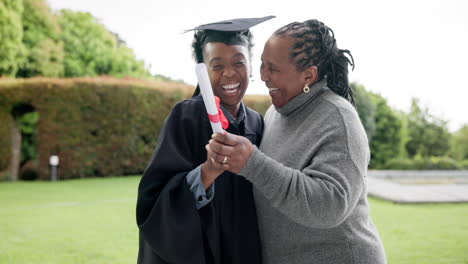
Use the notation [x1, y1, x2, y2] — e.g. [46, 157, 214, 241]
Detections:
[426, 156, 461, 170]
[460, 160, 468, 170]
[0, 77, 193, 180]
[383, 156, 461, 170]
[382, 158, 416, 170]
[450, 125, 468, 161]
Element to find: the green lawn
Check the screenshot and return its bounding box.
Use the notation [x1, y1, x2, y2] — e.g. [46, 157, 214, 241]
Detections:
[1, 176, 467, 264]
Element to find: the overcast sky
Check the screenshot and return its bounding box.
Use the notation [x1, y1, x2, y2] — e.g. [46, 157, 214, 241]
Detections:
[46, 0, 468, 131]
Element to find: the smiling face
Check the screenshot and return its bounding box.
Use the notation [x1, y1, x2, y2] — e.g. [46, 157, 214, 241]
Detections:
[260, 35, 312, 108]
[203, 42, 250, 115]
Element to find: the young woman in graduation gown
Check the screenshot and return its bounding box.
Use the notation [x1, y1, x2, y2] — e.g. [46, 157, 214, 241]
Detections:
[136, 17, 274, 264]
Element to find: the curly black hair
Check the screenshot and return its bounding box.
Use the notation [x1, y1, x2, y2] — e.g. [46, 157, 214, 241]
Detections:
[191, 30, 254, 96]
[274, 19, 355, 104]
[192, 30, 254, 63]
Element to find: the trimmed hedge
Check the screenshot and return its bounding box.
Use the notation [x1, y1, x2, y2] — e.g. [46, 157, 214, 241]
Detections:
[243, 94, 271, 116]
[6, 78, 463, 177]
[0, 78, 271, 180]
[0, 77, 193, 180]
[0, 109, 12, 173]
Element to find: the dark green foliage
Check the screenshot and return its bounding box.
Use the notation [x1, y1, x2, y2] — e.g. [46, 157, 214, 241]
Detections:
[352, 83, 376, 141]
[405, 99, 451, 157]
[0, 78, 192, 180]
[382, 158, 415, 170]
[450, 125, 468, 160]
[352, 83, 402, 169]
[368, 93, 402, 169]
[397, 112, 409, 159]
[383, 156, 461, 170]
[460, 160, 468, 169]
[0, 0, 26, 76]
[17, 111, 38, 164]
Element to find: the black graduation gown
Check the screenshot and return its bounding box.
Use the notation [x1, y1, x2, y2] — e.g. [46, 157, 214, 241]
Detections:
[136, 95, 263, 264]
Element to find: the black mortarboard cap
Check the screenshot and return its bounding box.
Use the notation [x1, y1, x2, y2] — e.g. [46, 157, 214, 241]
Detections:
[185, 16, 275, 32]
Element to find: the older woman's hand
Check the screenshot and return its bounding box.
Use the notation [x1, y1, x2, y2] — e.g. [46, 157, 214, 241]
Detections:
[206, 132, 254, 174]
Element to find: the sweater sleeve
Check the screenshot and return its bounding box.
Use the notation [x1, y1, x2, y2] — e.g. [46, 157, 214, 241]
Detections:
[239, 105, 369, 229]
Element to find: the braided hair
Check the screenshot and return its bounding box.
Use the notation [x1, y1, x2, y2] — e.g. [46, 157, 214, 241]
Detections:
[274, 19, 355, 104]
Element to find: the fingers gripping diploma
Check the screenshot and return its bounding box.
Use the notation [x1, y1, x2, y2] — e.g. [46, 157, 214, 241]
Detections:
[206, 132, 254, 174]
[200, 132, 239, 189]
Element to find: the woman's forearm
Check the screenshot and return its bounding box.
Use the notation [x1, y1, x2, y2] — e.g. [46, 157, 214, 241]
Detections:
[239, 148, 365, 229]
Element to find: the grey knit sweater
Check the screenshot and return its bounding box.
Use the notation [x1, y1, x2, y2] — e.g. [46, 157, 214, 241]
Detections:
[239, 79, 386, 264]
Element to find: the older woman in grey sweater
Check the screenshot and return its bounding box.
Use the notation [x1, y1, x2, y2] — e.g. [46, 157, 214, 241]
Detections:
[206, 19, 386, 264]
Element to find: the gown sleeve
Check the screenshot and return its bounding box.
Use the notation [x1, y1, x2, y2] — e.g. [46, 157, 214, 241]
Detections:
[186, 165, 216, 209]
[136, 100, 208, 264]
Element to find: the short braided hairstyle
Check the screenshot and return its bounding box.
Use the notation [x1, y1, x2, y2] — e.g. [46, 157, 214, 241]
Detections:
[274, 19, 355, 104]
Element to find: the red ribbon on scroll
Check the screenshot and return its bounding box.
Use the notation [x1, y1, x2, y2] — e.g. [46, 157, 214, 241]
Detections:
[207, 96, 229, 130]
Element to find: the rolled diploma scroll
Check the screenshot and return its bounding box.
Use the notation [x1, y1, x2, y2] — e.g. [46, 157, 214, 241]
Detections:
[195, 63, 224, 134]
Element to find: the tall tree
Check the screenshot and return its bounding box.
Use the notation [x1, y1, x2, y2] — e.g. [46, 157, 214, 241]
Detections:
[369, 93, 402, 168]
[405, 99, 451, 157]
[17, 0, 64, 77]
[58, 10, 114, 77]
[58, 10, 150, 78]
[108, 31, 150, 78]
[450, 125, 468, 160]
[0, 0, 25, 76]
[397, 111, 409, 158]
[352, 83, 376, 141]
[109, 41, 150, 78]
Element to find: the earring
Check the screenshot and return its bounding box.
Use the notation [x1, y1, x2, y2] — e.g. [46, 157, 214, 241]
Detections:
[303, 83, 310, 93]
